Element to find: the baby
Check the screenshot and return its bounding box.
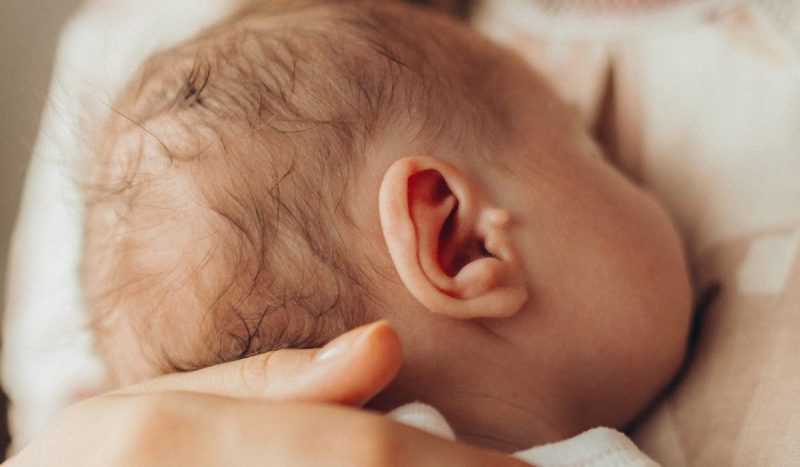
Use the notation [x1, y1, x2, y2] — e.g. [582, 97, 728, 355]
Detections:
[81, 0, 692, 458]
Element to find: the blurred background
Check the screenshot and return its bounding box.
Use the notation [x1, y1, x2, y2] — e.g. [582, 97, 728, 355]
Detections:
[0, 0, 83, 454]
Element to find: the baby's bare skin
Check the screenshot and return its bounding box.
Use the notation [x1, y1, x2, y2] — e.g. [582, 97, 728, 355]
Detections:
[83, 0, 692, 452]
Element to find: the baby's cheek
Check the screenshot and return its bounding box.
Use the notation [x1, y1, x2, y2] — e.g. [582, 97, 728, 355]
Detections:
[576, 167, 692, 375]
[606, 189, 693, 388]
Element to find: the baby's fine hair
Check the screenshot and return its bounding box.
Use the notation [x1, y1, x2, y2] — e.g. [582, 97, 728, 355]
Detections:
[83, 0, 514, 376]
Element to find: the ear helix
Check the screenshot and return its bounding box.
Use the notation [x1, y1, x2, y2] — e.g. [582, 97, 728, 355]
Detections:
[379, 156, 528, 319]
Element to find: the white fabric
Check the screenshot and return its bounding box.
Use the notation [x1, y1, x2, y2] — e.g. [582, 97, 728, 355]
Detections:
[387, 402, 457, 440]
[388, 403, 659, 466]
[473, 0, 743, 41]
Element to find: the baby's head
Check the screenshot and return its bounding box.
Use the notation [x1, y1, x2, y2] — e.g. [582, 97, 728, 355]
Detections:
[83, 0, 692, 451]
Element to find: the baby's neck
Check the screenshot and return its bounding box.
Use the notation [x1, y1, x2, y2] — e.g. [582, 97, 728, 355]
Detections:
[444, 391, 570, 452]
[367, 346, 576, 453]
[371, 379, 572, 453]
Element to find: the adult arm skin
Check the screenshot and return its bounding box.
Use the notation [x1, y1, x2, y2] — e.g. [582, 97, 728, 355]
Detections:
[3, 321, 528, 467]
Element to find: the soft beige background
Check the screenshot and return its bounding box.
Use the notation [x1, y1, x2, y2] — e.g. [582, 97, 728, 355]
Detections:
[1, 1, 82, 325]
[1, 0, 82, 453]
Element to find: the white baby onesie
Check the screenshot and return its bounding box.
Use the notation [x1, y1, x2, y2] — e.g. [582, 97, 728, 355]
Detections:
[389, 402, 659, 467]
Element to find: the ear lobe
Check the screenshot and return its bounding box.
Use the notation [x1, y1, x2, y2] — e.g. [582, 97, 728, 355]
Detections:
[379, 156, 528, 319]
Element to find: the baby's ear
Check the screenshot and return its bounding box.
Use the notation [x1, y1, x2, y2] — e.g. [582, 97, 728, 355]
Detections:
[378, 156, 528, 319]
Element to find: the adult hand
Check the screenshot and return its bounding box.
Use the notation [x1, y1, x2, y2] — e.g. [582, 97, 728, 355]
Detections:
[4, 321, 528, 467]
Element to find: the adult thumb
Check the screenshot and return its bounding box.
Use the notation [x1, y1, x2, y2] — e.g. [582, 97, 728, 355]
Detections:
[114, 320, 402, 407]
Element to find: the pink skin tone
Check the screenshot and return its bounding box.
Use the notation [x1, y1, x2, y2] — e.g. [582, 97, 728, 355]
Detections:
[88, 5, 692, 454]
[344, 42, 692, 451]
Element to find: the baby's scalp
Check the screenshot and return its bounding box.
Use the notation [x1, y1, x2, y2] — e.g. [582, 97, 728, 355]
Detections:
[82, 0, 519, 383]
